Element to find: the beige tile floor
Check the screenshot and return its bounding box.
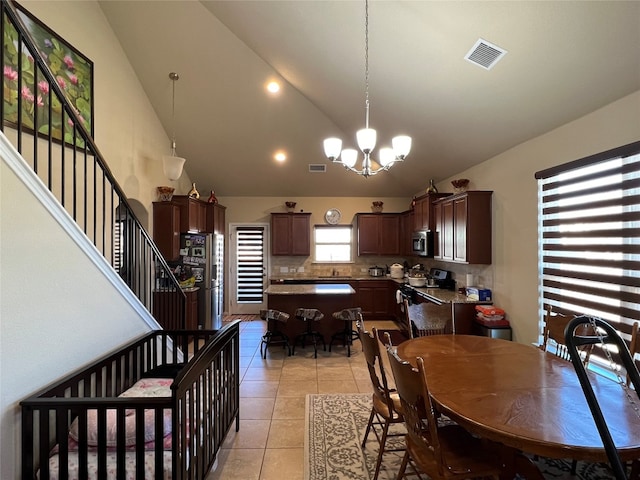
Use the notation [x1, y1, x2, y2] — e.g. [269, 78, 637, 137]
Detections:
[206, 318, 398, 480]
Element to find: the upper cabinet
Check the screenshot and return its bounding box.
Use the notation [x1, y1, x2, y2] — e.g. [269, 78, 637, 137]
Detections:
[356, 213, 401, 256]
[271, 213, 311, 256]
[400, 210, 414, 256]
[207, 203, 226, 235]
[152, 201, 182, 261]
[433, 191, 492, 264]
[153, 197, 226, 261]
[413, 192, 451, 232]
[172, 195, 209, 233]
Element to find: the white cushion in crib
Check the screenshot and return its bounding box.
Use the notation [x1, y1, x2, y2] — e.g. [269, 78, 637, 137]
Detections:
[68, 378, 173, 447]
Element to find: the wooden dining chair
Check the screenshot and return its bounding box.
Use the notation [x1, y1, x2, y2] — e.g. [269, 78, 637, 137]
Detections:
[357, 322, 405, 480]
[384, 344, 502, 480]
[404, 298, 452, 337]
[628, 321, 639, 387]
[540, 304, 594, 365]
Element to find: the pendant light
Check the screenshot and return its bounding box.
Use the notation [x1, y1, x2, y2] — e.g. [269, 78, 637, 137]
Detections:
[323, 0, 411, 178]
[162, 72, 186, 181]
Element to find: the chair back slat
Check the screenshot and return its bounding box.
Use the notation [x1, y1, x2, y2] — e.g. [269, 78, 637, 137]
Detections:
[541, 305, 594, 365]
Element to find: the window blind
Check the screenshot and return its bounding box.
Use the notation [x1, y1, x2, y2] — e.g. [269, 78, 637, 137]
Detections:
[236, 226, 265, 304]
[536, 141, 640, 369]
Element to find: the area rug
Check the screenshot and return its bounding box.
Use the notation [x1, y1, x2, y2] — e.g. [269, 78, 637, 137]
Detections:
[305, 393, 620, 480]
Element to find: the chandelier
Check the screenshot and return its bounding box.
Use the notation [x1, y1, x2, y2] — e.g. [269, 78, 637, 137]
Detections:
[162, 72, 186, 181]
[323, 0, 411, 178]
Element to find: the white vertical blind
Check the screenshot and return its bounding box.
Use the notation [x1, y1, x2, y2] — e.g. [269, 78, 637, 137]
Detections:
[536, 141, 640, 368]
[236, 226, 265, 304]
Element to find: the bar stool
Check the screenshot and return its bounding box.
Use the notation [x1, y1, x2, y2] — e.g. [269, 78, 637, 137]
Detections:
[329, 307, 362, 357]
[259, 309, 291, 359]
[292, 308, 325, 358]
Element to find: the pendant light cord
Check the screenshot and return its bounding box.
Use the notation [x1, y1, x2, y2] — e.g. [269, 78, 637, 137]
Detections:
[169, 72, 179, 156]
[364, 0, 370, 130]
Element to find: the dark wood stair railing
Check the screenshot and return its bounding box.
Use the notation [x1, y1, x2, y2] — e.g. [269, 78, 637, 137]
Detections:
[1, 0, 185, 329]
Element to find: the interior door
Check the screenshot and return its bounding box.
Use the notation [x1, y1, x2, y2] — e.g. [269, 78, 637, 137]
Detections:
[228, 224, 269, 314]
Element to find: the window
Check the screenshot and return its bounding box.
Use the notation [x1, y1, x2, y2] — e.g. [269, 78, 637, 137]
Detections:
[314, 225, 353, 262]
[535, 141, 640, 371]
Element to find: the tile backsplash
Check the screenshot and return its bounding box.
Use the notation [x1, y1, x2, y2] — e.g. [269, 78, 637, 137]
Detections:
[269, 255, 493, 289]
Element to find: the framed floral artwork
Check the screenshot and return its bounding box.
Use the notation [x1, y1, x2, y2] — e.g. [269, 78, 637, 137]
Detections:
[3, 2, 94, 145]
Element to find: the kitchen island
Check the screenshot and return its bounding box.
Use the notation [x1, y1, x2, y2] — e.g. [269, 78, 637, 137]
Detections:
[264, 283, 357, 346]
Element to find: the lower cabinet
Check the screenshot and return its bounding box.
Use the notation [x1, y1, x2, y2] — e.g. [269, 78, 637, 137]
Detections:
[184, 289, 199, 330]
[357, 280, 392, 319]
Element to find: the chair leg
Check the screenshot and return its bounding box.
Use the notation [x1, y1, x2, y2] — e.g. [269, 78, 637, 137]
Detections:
[395, 450, 410, 480]
[372, 421, 390, 480]
[361, 407, 376, 448]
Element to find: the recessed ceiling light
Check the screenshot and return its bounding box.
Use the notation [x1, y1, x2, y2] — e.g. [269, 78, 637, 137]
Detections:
[266, 81, 280, 94]
[274, 151, 287, 162]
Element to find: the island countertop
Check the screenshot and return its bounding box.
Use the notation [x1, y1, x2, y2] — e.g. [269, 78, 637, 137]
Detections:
[264, 283, 355, 295]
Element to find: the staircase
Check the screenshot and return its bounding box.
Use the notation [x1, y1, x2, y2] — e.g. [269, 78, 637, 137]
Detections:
[0, 0, 185, 329]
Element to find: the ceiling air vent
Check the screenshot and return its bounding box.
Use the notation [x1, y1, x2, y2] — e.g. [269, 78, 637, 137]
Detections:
[464, 38, 507, 70]
[309, 164, 327, 173]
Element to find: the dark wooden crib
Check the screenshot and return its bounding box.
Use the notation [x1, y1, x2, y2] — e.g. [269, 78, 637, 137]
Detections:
[21, 320, 240, 480]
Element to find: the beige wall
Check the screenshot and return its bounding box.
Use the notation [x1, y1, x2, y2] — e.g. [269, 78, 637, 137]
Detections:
[437, 90, 640, 345]
[1, 2, 190, 477]
[20, 0, 192, 231]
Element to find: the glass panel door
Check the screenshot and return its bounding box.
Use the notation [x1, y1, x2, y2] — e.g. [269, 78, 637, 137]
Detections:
[229, 224, 268, 314]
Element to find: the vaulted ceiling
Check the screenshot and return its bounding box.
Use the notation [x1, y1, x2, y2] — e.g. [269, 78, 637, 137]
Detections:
[98, 0, 640, 197]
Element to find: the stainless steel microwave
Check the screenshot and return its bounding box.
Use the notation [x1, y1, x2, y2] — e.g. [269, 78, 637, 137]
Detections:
[412, 230, 434, 257]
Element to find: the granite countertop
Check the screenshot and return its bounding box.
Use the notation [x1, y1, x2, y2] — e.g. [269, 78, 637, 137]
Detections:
[181, 286, 200, 293]
[270, 276, 405, 282]
[410, 287, 479, 305]
[267, 276, 486, 304]
[264, 284, 355, 295]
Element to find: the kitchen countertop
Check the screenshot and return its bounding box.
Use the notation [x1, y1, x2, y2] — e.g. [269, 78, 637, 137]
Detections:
[181, 286, 200, 293]
[264, 283, 356, 295]
[268, 276, 488, 304]
[410, 287, 481, 305]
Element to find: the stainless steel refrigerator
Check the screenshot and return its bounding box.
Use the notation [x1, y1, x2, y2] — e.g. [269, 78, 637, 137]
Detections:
[178, 233, 224, 329]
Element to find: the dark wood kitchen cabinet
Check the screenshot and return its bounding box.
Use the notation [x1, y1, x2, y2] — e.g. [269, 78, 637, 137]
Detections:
[153, 201, 181, 261]
[413, 192, 450, 232]
[400, 210, 414, 256]
[433, 191, 492, 264]
[356, 213, 400, 256]
[184, 289, 199, 329]
[154, 198, 227, 261]
[172, 195, 208, 233]
[271, 213, 311, 256]
[357, 279, 391, 319]
[207, 203, 226, 235]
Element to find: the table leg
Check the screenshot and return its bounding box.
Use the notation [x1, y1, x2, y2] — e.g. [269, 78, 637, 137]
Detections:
[496, 445, 544, 480]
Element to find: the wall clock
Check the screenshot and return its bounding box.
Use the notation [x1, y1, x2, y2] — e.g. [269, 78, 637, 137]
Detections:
[324, 208, 342, 225]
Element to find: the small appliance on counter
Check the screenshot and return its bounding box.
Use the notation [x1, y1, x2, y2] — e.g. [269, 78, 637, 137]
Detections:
[368, 265, 385, 277]
[390, 263, 404, 279]
[429, 268, 456, 290]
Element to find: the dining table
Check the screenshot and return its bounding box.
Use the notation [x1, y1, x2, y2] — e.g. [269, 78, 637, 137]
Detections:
[396, 334, 640, 479]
